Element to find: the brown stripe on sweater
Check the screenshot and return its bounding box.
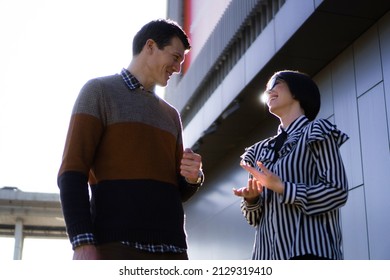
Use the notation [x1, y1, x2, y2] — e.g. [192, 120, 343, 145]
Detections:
[90, 122, 180, 185]
[59, 113, 181, 185]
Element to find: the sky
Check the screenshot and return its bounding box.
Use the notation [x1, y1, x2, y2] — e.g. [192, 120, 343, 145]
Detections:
[0, 0, 167, 261]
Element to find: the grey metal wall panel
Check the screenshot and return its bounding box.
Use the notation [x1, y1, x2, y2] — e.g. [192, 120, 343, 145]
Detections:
[187, 200, 254, 260]
[341, 186, 369, 259]
[332, 48, 364, 189]
[378, 12, 390, 144]
[354, 27, 383, 97]
[185, 149, 254, 259]
[274, 0, 315, 51]
[358, 84, 390, 259]
[315, 68, 334, 119]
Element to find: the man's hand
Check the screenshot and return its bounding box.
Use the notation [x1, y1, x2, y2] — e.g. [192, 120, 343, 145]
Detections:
[73, 244, 100, 260]
[180, 148, 203, 184]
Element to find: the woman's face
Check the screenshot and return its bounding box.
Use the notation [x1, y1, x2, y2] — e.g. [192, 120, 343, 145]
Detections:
[264, 76, 300, 117]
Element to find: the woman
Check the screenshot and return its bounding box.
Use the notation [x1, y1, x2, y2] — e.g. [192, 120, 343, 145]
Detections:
[233, 70, 349, 260]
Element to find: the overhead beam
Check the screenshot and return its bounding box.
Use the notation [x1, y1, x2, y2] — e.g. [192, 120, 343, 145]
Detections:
[0, 186, 67, 259]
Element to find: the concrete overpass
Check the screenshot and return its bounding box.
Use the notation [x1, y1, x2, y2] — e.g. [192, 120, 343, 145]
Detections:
[0, 186, 66, 259]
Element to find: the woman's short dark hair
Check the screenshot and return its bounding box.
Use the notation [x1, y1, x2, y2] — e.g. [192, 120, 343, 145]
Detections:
[271, 70, 321, 121]
[132, 19, 191, 55]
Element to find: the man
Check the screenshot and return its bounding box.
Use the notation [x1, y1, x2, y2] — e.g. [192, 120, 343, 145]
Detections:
[58, 19, 204, 260]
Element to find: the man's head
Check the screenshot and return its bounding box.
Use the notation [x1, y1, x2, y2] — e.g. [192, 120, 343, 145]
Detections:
[132, 19, 191, 56]
[128, 19, 191, 89]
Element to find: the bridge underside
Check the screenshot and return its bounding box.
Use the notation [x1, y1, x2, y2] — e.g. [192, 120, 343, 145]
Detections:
[0, 187, 67, 259]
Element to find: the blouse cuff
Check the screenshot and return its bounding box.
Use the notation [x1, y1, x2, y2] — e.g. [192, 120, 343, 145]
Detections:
[242, 197, 261, 211]
[280, 181, 307, 206]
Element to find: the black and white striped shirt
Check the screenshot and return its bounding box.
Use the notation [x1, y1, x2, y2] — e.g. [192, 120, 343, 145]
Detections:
[241, 116, 349, 260]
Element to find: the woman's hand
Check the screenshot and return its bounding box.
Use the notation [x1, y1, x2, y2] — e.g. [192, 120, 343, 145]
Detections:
[233, 177, 263, 204]
[239, 161, 285, 194]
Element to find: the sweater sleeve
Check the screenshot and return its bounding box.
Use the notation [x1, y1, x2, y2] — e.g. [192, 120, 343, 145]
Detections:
[57, 79, 105, 240]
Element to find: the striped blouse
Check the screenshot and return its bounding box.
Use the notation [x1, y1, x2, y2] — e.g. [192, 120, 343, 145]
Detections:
[240, 115, 349, 260]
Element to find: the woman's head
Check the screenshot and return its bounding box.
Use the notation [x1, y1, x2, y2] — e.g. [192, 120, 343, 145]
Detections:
[265, 70, 321, 121]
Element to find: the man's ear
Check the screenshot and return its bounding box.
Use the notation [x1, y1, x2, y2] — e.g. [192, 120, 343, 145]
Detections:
[144, 39, 156, 54]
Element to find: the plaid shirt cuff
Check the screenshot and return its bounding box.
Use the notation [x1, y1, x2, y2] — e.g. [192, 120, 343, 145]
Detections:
[71, 233, 96, 250]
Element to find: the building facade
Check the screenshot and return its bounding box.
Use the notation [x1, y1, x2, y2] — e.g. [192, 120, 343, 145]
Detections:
[166, 0, 390, 259]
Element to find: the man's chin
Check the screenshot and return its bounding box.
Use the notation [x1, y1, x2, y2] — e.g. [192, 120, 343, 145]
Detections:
[160, 80, 168, 87]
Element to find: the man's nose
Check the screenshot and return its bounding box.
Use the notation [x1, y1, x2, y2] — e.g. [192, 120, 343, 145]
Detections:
[172, 63, 181, 74]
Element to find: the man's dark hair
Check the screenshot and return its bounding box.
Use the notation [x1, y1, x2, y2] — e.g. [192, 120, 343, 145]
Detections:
[132, 19, 191, 55]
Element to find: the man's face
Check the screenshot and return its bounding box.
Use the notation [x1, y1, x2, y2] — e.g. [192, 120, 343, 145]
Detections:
[148, 36, 186, 87]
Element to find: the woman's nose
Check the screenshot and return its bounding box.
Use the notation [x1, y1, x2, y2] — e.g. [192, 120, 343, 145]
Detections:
[260, 90, 271, 103]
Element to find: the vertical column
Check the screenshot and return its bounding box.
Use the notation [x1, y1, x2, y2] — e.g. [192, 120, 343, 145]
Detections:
[13, 218, 24, 260]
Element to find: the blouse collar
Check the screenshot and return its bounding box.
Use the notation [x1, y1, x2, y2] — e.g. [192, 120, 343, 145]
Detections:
[277, 115, 310, 135]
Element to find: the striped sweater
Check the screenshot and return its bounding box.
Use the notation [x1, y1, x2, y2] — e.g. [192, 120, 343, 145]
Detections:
[57, 73, 198, 249]
[241, 116, 349, 260]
